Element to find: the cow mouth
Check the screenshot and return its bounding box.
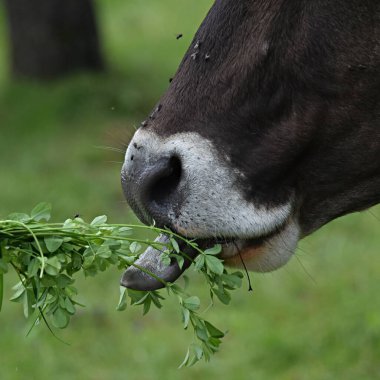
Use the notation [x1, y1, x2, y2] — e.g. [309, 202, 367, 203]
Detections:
[219, 224, 287, 266]
[120, 223, 288, 291]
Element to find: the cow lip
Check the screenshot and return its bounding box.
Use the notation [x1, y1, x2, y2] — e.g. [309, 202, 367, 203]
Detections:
[220, 220, 289, 262]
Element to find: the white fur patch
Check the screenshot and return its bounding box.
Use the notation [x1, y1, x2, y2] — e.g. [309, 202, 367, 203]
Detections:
[126, 129, 293, 244]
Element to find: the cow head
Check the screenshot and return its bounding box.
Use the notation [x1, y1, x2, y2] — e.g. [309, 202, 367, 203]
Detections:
[121, 0, 380, 290]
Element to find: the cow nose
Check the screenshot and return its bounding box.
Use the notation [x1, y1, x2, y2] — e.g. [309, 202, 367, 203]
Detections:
[121, 152, 182, 226]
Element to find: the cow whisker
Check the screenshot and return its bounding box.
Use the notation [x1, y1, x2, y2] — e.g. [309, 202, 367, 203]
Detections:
[94, 145, 125, 153]
[368, 209, 380, 223]
[292, 251, 317, 285]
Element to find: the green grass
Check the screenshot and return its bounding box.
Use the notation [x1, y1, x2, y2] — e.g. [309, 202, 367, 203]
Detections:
[0, 0, 379, 379]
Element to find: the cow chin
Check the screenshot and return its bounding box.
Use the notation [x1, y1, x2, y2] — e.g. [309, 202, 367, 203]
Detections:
[219, 218, 300, 272]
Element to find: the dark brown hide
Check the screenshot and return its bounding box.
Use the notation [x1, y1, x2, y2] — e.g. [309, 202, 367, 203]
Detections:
[141, 0, 380, 236]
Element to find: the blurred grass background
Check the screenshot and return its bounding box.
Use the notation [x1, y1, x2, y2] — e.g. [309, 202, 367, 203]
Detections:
[0, 1, 379, 379]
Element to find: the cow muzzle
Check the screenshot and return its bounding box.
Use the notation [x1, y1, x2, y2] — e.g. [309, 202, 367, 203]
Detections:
[121, 129, 297, 290]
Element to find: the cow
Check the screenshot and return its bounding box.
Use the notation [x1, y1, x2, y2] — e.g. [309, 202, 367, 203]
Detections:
[120, 0, 380, 290]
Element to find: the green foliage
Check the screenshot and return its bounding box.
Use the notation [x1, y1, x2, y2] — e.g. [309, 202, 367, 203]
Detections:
[0, 0, 378, 377]
[0, 203, 243, 367]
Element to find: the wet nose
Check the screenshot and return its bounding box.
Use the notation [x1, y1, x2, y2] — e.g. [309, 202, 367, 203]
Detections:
[121, 146, 182, 226]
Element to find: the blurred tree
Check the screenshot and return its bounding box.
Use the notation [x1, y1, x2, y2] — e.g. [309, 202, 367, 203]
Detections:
[4, 0, 104, 80]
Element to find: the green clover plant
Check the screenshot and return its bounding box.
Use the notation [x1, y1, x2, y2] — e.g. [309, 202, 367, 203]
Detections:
[0, 203, 245, 367]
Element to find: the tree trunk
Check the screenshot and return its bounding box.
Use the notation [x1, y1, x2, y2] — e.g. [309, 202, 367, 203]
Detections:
[4, 0, 104, 80]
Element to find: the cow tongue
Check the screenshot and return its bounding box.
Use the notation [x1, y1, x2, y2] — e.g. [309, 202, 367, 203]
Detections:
[120, 233, 198, 291]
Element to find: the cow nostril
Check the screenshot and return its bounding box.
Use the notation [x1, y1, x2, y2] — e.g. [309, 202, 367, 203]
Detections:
[147, 156, 182, 210]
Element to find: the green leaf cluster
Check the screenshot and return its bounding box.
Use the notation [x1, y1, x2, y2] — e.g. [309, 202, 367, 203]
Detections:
[0, 203, 145, 333]
[0, 203, 246, 368]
